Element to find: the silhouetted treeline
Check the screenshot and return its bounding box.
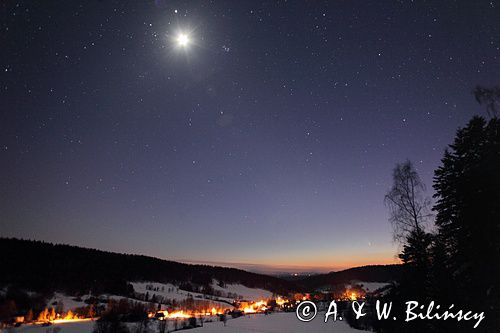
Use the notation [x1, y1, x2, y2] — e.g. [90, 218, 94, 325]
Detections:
[0, 238, 295, 296]
[297, 265, 403, 290]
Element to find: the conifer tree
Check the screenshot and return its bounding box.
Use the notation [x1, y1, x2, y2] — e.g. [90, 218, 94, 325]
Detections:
[433, 88, 500, 330]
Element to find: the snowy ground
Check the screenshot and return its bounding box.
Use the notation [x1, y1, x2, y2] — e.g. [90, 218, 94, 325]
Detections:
[130, 282, 225, 302]
[4, 313, 363, 333]
[211, 281, 273, 301]
[3, 320, 95, 333]
[191, 312, 363, 333]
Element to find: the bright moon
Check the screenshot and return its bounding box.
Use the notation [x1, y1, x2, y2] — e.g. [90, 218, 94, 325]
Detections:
[176, 33, 190, 47]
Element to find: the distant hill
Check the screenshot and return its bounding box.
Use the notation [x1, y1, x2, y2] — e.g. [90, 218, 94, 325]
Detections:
[297, 265, 403, 290]
[0, 238, 295, 296]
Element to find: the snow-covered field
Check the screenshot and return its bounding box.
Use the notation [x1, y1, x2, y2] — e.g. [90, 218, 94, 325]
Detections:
[211, 281, 273, 301]
[130, 281, 233, 303]
[4, 321, 95, 333]
[4, 313, 363, 333]
[191, 312, 363, 333]
[130, 280, 272, 303]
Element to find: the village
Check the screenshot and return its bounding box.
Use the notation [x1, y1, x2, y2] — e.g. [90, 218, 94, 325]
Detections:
[0, 280, 387, 332]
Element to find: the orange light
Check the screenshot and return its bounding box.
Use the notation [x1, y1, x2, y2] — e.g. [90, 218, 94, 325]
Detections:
[241, 300, 268, 314]
[35, 308, 88, 324]
[275, 297, 286, 306]
[51, 318, 93, 324]
[152, 308, 224, 320]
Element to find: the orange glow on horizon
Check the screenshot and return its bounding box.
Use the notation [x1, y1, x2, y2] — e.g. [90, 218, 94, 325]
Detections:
[250, 256, 401, 273]
[177, 254, 401, 275]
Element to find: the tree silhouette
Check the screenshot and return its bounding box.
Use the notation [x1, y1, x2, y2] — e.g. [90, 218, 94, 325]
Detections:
[433, 115, 500, 329]
[384, 160, 432, 242]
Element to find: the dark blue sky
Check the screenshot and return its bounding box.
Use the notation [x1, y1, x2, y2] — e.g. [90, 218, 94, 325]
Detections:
[1, 0, 499, 272]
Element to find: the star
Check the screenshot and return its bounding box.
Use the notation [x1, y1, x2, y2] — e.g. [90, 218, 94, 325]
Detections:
[175, 33, 190, 48]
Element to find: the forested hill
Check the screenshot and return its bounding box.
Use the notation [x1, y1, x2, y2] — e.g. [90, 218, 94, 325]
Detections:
[0, 238, 295, 296]
[298, 265, 403, 290]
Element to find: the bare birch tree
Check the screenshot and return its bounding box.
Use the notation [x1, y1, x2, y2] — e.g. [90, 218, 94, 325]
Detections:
[384, 160, 431, 242]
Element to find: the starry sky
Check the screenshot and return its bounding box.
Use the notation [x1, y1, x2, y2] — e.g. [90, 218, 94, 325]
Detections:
[1, 1, 499, 273]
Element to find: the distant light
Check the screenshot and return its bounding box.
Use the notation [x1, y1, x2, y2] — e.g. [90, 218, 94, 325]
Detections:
[176, 33, 190, 48]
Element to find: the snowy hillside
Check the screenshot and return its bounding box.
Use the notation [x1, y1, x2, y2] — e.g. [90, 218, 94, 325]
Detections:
[46, 293, 88, 312]
[131, 281, 230, 302]
[211, 280, 273, 300]
[44, 279, 275, 314]
[131, 280, 273, 303]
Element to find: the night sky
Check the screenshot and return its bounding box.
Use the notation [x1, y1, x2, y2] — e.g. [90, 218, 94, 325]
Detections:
[1, 1, 499, 273]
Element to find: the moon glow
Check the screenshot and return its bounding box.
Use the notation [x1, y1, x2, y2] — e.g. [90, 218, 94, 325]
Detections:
[176, 33, 190, 48]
